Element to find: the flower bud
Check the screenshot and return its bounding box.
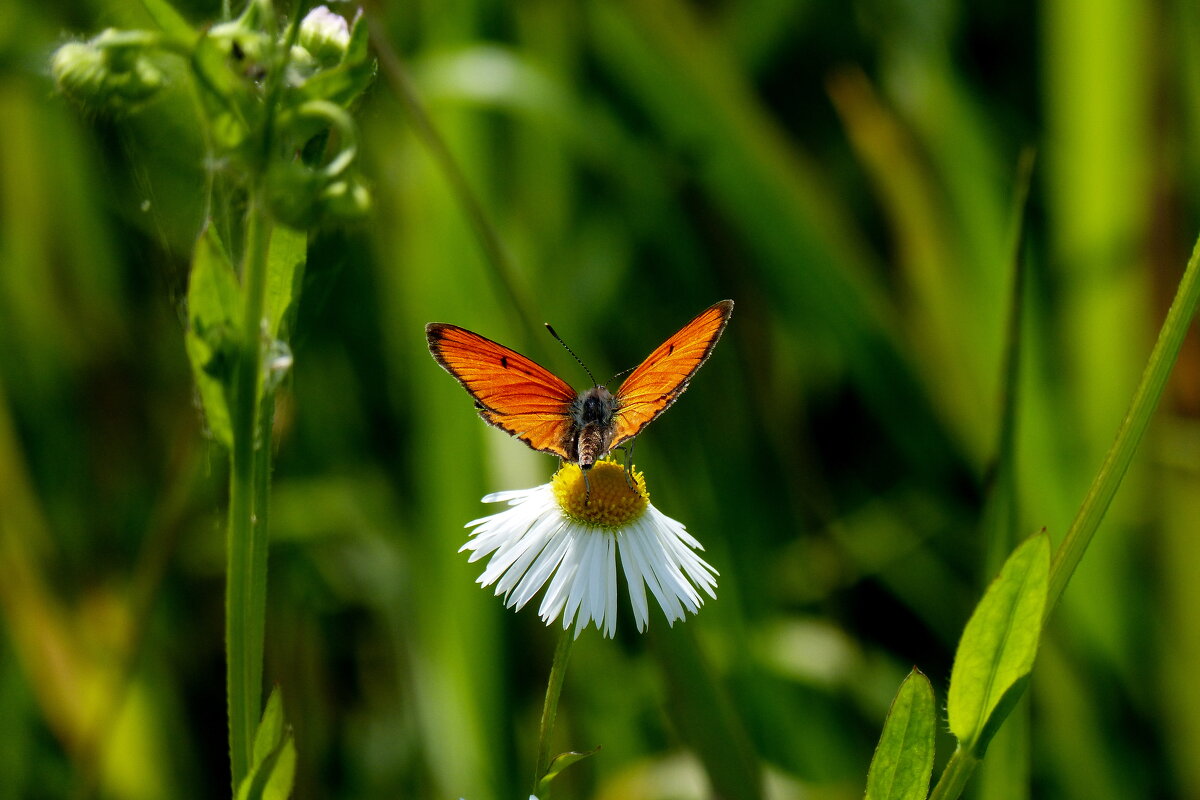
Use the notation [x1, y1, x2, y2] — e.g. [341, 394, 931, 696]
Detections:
[51, 30, 165, 113]
[298, 6, 350, 66]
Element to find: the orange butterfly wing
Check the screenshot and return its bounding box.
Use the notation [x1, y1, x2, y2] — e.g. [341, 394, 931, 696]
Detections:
[426, 323, 578, 459]
[611, 299, 734, 448]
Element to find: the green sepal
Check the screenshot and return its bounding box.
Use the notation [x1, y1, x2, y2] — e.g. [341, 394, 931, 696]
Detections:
[865, 669, 936, 800]
[185, 224, 241, 449]
[947, 531, 1050, 755]
[288, 14, 374, 108]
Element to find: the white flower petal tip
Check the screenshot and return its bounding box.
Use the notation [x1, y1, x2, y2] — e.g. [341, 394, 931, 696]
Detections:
[460, 461, 718, 638]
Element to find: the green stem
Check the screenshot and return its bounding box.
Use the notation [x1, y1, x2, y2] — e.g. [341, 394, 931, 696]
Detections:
[930, 232, 1200, 800]
[226, 190, 275, 791]
[1046, 233, 1200, 616]
[532, 630, 575, 797]
[928, 746, 981, 800]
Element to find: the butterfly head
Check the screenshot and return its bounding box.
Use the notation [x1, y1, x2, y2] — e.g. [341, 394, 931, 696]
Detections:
[574, 385, 617, 428]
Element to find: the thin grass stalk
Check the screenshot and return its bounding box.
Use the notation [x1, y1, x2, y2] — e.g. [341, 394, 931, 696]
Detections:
[1046, 233, 1200, 614]
[929, 231, 1200, 800]
[532, 630, 574, 797]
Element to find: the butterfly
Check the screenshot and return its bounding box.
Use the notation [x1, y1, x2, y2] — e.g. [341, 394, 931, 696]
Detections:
[426, 300, 734, 474]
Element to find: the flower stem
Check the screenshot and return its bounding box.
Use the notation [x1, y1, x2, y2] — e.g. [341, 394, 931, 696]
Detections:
[1046, 233, 1200, 616]
[532, 630, 575, 797]
[226, 190, 275, 791]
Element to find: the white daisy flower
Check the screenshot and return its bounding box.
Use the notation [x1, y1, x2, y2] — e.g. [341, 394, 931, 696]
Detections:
[461, 460, 718, 638]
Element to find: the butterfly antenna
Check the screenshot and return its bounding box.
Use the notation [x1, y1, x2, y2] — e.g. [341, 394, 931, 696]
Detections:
[545, 323, 598, 386]
[605, 365, 636, 387]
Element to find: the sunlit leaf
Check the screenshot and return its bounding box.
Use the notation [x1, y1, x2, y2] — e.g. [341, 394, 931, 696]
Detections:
[252, 687, 286, 766]
[185, 224, 241, 448]
[237, 687, 297, 800]
[947, 531, 1050, 756]
[535, 746, 601, 796]
[865, 669, 936, 800]
[264, 225, 307, 341]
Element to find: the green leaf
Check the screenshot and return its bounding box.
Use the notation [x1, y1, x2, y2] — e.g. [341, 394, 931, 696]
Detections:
[947, 531, 1050, 755]
[343, 12, 369, 65]
[264, 225, 307, 341]
[292, 59, 377, 108]
[189, 34, 254, 151]
[866, 669, 936, 800]
[536, 746, 601, 796]
[185, 224, 241, 448]
[138, 0, 194, 42]
[252, 686, 286, 766]
[237, 687, 297, 800]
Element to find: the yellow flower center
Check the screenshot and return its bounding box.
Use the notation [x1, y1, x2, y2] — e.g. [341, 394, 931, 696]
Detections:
[552, 460, 649, 528]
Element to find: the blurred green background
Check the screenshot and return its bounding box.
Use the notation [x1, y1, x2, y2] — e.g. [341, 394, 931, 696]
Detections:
[3, 0, 1200, 798]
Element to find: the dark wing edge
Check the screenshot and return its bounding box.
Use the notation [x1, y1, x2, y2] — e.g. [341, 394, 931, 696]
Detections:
[610, 299, 734, 448]
[426, 322, 577, 458]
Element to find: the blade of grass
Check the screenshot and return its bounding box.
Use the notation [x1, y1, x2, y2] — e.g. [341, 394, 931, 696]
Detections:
[975, 146, 1035, 800]
[1047, 232, 1200, 613]
[930, 230, 1200, 800]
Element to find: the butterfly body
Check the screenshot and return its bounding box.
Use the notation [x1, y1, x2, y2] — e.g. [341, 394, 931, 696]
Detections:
[568, 387, 617, 468]
[427, 300, 733, 468]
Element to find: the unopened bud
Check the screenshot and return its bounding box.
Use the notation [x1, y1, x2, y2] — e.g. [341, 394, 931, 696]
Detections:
[51, 30, 165, 113]
[298, 6, 350, 66]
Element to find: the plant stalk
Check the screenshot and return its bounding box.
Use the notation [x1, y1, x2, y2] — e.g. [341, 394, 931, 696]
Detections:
[226, 190, 275, 791]
[928, 746, 981, 800]
[532, 630, 575, 797]
[1046, 233, 1200, 615]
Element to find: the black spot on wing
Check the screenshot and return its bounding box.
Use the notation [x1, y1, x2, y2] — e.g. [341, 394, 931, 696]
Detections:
[500, 355, 508, 368]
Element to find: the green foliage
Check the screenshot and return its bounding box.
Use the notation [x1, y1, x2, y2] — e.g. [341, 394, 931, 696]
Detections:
[9, 0, 1200, 798]
[536, 747, 601, 798]
[185, 225, 241, 449]
[264, 225, 307, 342]
[236, 687, 296, 800]
[865, 670, 936, 800]
[947, 532, 1050, 756]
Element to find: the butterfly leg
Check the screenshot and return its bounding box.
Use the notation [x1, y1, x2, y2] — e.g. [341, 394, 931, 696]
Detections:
[616, 438, 638, 488]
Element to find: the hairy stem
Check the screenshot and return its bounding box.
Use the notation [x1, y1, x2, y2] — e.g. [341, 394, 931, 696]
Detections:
[226, 190, 275, 790]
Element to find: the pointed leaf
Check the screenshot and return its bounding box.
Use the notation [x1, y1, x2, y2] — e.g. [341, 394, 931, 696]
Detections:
[252, 687, 286, 767]
[865, 669, 936, 800]
[536, 746, 601, 796]
[236, 734, 296, 800]
[948, 531, 1050, 755]
[264, 225, 307, 341]
[237, 687, 296, 800]
[185, 225, 241, 448]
